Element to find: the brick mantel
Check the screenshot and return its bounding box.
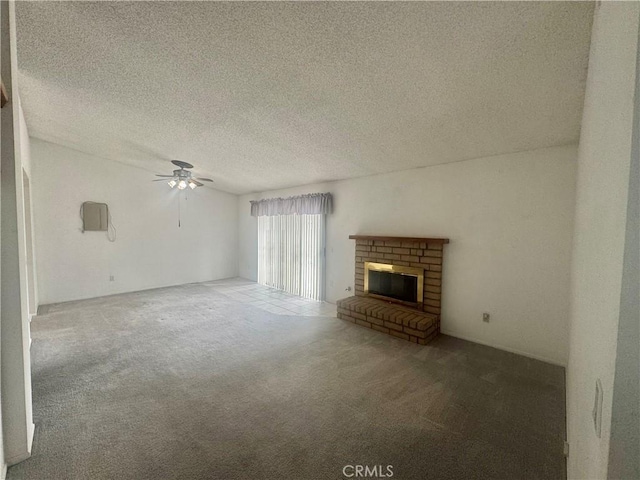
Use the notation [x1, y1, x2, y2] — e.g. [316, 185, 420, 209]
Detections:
[349, 235, 449, 245]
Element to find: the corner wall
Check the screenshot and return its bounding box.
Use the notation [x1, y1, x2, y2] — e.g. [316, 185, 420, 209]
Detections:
[239, 145, 577, 365]
[566, 3, 640, 479]
[1, 0, 35, 467]
[31, 139, 239, 304]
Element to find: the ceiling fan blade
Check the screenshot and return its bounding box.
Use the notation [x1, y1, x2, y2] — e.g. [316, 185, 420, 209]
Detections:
[191, 179, 204, 187]
[196, 177, 214, 182]
[155, 174, 174, 177]
[152, 178, 172, 182]
[171, 160, 193, 169]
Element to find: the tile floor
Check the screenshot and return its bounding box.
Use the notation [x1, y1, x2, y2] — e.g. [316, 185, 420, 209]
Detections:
[203, 277, 337, 317]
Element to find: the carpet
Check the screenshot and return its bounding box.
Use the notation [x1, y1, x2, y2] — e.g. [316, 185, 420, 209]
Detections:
[8, 280, 566, 480]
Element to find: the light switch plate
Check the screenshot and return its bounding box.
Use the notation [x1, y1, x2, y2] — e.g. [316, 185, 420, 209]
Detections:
[592, 378, 603, 438]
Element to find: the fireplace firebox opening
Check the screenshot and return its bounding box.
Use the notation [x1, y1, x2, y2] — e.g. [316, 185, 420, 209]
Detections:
[364, 262, 424, 307]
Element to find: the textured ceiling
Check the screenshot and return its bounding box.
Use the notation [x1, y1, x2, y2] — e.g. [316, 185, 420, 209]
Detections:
[16, 1, 593, 194]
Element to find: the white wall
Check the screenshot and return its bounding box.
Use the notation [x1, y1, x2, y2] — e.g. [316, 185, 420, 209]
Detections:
[1, 0, 35, 468]
[239, 145, 577, 365]
[18, 96, 37, 316]
[31, 139, 239, 304]
[608, 44, 640, 477]
[566, 3, 640, 479]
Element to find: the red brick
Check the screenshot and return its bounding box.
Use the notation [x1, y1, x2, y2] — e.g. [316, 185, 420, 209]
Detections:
[389, 330, 410, 340]
[371, 324, 390, 334]
[401, 314, 417, 326]
[416, 318, 434, 329]
[384, 241, 402, 247]
[404, 327, 426, 338]
[401, 241, 420, 248]
[393, 312, 410, 324]
[408, 316, 423, 329]
[384, 321, 404, 332]
[420, 256, 442, 265]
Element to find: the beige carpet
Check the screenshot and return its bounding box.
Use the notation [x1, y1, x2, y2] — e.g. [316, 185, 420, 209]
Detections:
[9, 279, 566, 480]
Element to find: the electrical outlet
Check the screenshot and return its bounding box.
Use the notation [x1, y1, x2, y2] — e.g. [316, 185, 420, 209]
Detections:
[482, 312, 490, 322]
[109, 275, 115, 282]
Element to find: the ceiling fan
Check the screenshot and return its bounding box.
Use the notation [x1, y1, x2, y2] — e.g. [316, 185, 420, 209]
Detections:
[153, 160, 214, 190]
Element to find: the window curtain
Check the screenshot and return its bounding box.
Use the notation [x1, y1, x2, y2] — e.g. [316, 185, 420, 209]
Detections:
[253, 193, 330, 301]
[250, 193, 332, 217]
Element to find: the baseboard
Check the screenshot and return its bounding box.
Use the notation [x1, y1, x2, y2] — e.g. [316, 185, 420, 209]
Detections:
[440, 330, 567, 367]
[5, 450, 30, 467]
[38, 276, 239, 307]
[5, 423, 35, 467]
[27, 422, 34, 453]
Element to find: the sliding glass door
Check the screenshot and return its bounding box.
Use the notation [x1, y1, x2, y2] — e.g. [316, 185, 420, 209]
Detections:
[257, 214, 325, 301]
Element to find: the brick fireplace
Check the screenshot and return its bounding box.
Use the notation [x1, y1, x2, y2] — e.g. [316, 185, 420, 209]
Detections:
[337, 235, 449, 345]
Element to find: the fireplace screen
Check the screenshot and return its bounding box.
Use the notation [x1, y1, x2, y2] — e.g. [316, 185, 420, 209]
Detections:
[364, 262, 424, 305]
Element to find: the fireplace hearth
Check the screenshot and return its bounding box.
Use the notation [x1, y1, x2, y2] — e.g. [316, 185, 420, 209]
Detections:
[337, 235, 449, 345]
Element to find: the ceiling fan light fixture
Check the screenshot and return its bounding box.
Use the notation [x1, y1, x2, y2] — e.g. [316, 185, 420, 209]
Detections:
[155, 160, 212, 190]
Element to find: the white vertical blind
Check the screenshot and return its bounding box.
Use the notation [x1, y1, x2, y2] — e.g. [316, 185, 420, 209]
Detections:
[257, 214, 325, 301]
